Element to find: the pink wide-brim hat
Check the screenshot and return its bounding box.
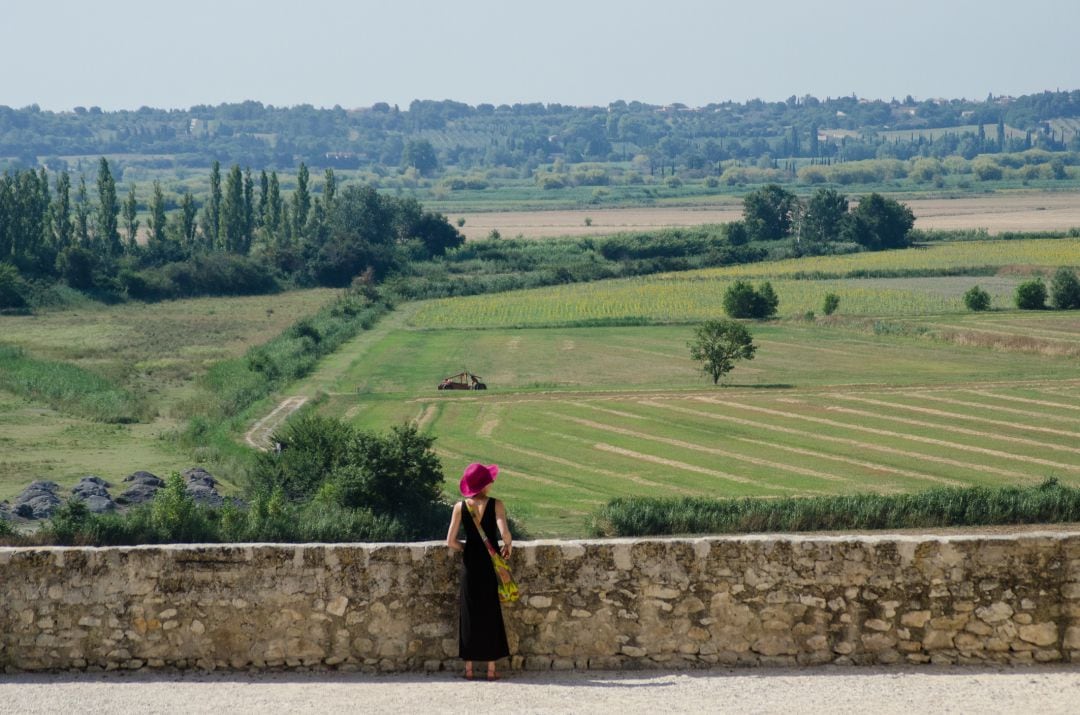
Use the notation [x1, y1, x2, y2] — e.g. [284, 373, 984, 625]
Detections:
[460, 463, 499, 497]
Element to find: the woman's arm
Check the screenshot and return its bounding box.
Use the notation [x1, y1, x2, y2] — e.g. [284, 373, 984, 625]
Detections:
[495, 499, 512, 559]
[446, 501, 464, 552]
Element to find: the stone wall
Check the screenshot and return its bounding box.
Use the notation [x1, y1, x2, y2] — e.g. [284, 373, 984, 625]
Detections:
[2, 533, 1079, 672]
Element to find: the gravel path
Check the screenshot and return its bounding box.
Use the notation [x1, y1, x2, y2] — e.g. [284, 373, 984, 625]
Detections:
[2, 666, 1079, 714]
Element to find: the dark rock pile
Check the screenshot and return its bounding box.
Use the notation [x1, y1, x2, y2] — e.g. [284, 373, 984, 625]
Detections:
[183, 467, 225, 507]
[117, 471, 166, 506]
[6, 468, 231, 521]
[71, 476, 116, 514]
[12, 481, 62, 519]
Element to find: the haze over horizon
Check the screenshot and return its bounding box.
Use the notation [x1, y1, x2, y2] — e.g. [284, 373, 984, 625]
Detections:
[6, 0, 1080, 113]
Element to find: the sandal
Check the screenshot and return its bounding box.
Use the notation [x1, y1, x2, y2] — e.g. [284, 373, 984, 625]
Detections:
[464, 663, 474, 680]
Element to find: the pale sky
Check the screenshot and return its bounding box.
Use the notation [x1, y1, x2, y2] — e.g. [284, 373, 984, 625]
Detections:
[5, 0, 1079, 111]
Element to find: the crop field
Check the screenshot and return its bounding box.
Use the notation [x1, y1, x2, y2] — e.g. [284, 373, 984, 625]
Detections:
[0, 289, 339, 500]
[409, 239, 1080, 329]
[291, 237, 1080, 535]
[448, 193, 1080, 240]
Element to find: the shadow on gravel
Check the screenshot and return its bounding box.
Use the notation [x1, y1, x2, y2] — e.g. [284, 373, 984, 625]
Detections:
[4, 664, 1077, 687]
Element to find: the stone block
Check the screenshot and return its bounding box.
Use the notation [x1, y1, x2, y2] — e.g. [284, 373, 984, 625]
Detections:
[900, 610, 931, 628]
[1018, 623, 1058, 647]
[975, 602, 1013, 624]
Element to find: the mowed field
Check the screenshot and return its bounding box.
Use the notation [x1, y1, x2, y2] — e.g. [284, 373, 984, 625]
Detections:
[298, 238, 1080, 536]
[449, 192, 1080, 240]
[0, 289, 339, 500]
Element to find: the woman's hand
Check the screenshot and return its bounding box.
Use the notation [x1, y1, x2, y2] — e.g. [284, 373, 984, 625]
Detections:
[500, 543, 512, 559]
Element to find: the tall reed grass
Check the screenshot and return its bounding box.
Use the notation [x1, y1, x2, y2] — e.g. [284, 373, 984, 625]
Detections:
[589, 478, 1080, 536]
[0, 344, 149, 423]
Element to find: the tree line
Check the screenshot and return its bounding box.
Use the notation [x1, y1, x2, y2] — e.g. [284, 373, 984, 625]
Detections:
[0, 159, 465, 307]
[3, 90, 1080, 176]
[734, 184, 915, 252]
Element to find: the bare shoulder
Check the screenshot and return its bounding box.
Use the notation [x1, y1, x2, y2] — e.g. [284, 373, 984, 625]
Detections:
[495, 499, 508, 515]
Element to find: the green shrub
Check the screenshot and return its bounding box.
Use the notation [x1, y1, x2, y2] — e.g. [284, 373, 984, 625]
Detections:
[723, 280, 779, 319]
[150, 473, 214, 542]
[963, 285, 992, 311]
[1015, 278, 1047, 309]
[1050, 267, 1080, 309]
[250, 418, 450, 539]
[0, 263, 29, 310]
[822, 292, 840, 315]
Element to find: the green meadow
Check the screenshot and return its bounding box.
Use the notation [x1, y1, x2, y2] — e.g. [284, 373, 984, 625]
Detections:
[0, 289, 339, 500]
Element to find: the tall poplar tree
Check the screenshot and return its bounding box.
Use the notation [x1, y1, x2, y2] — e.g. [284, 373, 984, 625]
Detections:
[200, 160, 222, 249]
[323, 168, 337, 210]
[243, 168, 255, 252]
[221, 164, 246, 253]
[51, 171, 72, 250]
[291, 162, 310, 240]
[122, 184, 140, 251]
[95, 158, 121, 257]
[178, 191, 198, 248]
[257, 169, 270, 229]
[147, 180, 167, 245]
[74, 176, 91, 247]
[267, 171, 283, 239]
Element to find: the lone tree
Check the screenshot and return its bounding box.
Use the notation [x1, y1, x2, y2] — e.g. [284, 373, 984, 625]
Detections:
[688, 319, 757, 385]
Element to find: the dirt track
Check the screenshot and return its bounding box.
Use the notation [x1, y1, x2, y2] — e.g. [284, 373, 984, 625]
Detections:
[450, 192, 1080, 240]
[2, 667, 1078, 714]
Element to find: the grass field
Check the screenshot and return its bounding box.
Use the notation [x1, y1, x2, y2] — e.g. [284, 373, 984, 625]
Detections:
[308, 319, 1080, 536]
[0, 289, 339, 501]
[283, 237, 1080, 535]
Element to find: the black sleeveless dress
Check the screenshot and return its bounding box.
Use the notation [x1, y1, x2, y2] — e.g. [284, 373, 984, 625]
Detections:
[458, 498, 510, 661]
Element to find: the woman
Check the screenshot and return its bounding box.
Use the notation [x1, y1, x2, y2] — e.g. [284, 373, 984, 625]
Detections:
[445, 462, 512, 680]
